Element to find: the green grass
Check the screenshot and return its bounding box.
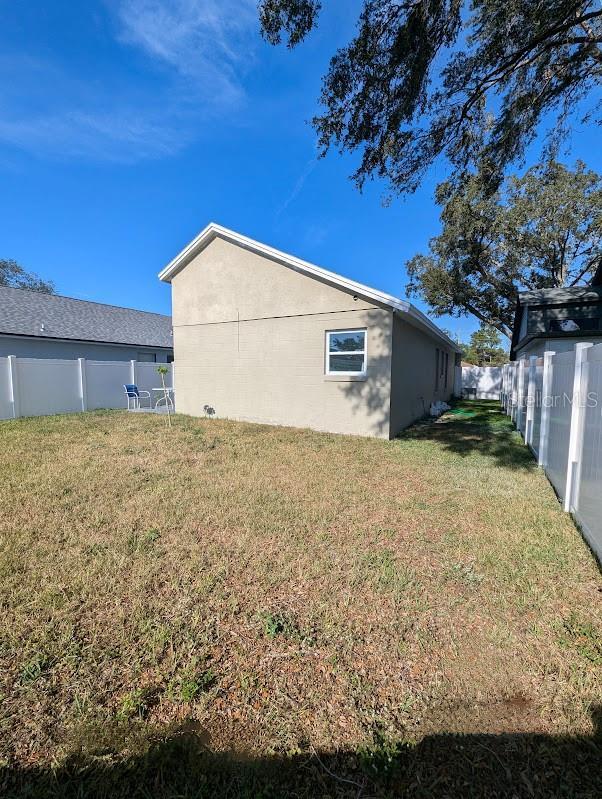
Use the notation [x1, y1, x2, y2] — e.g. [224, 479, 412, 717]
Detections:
[0, 401, 600, 797]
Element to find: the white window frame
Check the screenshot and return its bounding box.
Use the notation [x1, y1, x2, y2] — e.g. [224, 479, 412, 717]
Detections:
[325, 328, 367, 376]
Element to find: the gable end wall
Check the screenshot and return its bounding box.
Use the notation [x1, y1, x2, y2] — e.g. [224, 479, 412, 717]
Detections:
[171, 237, 393, 437]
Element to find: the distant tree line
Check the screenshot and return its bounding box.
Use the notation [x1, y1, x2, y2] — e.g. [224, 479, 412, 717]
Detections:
[460, 325, 509, 367]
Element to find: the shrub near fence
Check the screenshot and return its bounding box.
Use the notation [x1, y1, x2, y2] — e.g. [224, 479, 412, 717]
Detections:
[501, 342, 602, 563]
[0, 357, 172, 420]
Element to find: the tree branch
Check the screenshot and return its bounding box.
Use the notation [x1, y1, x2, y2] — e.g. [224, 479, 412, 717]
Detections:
[454, 6, 602, 125]
[462, 300, 512, 339]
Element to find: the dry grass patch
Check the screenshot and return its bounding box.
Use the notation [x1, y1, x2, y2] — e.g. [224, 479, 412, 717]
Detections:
[0, 402, 600, 797]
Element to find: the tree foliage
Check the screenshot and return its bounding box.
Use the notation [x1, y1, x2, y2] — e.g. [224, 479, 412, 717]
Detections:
[462, 324, 508, 366]
[405, 161, 602, 338]
[258, 0, 602, 193]
[0, 258, 55, 294]
[259, 0, 322, 48]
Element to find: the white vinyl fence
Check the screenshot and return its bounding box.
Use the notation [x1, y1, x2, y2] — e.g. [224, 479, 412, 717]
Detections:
[501, 342, 602, 563]
[461, 365, 503, 399]
[0, 356, 172, 420]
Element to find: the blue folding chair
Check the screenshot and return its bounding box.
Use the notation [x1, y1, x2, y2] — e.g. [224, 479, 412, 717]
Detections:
[123, 384, 151, 410]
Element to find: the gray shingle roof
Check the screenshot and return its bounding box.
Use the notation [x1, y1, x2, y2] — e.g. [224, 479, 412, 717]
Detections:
[518, 286, 602, 306]
[0, 286, 172, 348]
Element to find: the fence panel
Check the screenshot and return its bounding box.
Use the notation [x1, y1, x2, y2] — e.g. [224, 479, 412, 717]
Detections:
[461, 366, 503, 400]
[17, 358, 82, 417]
[0, 358, 173, 419]
[510, 361, 520, 424]
[529, 357, 544, 458]
[516, 360, 528, 435]
[545, 350, 575, 501]
[502, 362, 517, 413]
[499, 344, 601, 562]
[0, 358, 13, 419]
[136, 362, 173, 395]
[573, 345, 602, 557]
[85, 360, 132, 410]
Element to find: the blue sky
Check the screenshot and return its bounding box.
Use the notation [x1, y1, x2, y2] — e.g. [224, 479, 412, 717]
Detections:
[1, 1, 600, 344]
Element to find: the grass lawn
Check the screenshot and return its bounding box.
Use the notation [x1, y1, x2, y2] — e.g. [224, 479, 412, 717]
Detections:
[0, 401, 600, 798]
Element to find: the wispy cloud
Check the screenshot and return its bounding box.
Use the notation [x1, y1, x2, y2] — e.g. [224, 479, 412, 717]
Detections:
[0, 108, 186, 163]
[0, 2, 258, 163]
[276, 157, 318, 217]
[0, 54, 187, 162]
[114, 0, 258, 104]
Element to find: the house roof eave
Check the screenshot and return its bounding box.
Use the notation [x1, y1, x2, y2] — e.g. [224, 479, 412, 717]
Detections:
[159, 223, 461, 353]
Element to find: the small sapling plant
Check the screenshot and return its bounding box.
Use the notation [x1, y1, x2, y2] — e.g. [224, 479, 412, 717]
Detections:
[156, 365, 171, 428]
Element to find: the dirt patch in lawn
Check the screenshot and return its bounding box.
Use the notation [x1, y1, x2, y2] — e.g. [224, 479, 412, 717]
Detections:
[0, 402, 600, 797]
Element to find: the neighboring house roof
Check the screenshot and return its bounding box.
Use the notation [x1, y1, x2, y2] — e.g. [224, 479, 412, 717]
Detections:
[0, 286, 173, 348]
[159, 222, 461, 352]
[517, 286, 602, 307]
[511, 285, 602, 358]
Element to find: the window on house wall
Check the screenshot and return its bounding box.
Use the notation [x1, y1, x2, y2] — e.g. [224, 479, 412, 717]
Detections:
[444, 351, 449, 388]
[137, 352, 156, 363]
[326, 329, 367, 375]
[435, 348, 440, 390]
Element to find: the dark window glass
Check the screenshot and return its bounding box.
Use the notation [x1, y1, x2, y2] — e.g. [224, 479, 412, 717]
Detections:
[548, 318, 599, 333]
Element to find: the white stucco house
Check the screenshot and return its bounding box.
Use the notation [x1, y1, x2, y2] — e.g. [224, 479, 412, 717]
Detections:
[159, 223, 461, 438]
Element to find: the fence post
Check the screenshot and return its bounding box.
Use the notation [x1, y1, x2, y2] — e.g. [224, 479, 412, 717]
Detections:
[505, 363, 512, 415]
[130, 360, 137, 387]
[7, 355, 20, 419]
[512, 362, 520, 421]
[538, 351, 555, 468]
[525, 356, 537, 444]
[510, 363, 517, 422]
[515, 359, 526, 431]
[78, 358, 88, 412]
[564, 342, 593, 513]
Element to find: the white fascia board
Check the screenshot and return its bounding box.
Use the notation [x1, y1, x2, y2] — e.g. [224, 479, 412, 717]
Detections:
[158, 223, 408, 311]
[159, 222, 460, 352]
